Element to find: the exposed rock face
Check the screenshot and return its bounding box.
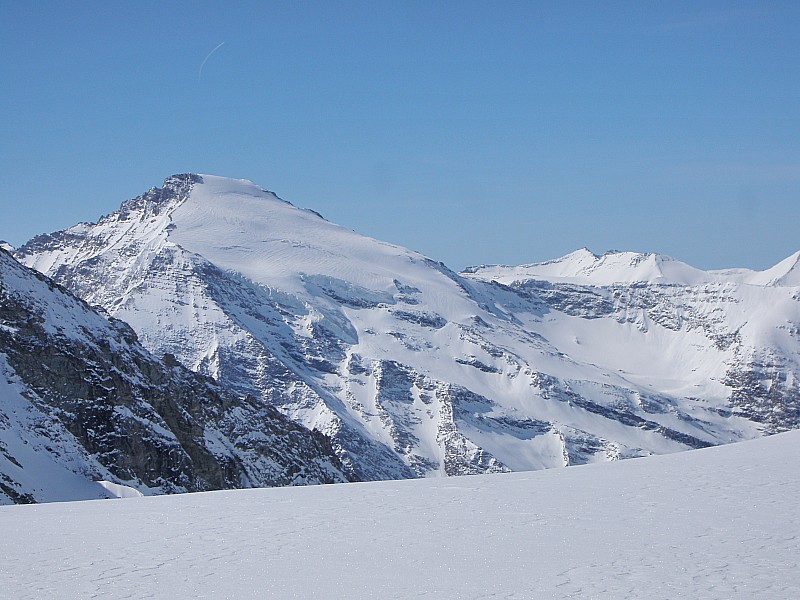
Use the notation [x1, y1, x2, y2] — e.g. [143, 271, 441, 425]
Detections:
[15, 175, 800, 482]
[494, 275, 800, 435]
[0, 248, 349, 504]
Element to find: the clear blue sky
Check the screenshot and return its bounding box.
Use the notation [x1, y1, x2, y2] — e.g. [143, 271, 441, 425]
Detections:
[1, 1, 798, 270]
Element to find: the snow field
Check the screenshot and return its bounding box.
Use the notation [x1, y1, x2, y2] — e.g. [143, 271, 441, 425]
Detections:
[1, 430, 798, 599]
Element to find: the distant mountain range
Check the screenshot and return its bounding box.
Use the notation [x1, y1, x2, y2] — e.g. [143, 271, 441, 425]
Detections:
[4, 173, 799, 499]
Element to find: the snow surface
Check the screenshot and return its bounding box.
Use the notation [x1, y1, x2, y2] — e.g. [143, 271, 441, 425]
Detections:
[1, 430, 798, 599]
[96, 480, 144, 499]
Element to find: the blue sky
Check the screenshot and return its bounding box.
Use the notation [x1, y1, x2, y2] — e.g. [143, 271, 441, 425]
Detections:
[1, 1, 798, 270]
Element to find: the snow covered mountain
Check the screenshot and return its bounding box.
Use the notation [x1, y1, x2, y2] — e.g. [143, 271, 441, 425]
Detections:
[15, 174, 800, 480]
[0, 247, 348, 504]
[464, 249, 800, 433]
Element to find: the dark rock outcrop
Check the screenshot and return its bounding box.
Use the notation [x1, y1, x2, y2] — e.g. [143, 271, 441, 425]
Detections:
[0, 248, 350, 504]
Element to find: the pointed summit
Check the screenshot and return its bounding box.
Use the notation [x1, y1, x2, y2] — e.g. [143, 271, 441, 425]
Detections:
[742, 251, 800, 287]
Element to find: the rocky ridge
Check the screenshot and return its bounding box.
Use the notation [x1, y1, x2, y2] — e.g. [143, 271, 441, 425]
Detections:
[0, 247, 349, 504]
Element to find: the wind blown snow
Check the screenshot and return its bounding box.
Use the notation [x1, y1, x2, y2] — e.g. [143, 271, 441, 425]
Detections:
[1, 430, 798, 599]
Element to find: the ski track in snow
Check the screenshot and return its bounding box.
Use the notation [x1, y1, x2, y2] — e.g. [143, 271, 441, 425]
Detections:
[1, 430, 798, 599]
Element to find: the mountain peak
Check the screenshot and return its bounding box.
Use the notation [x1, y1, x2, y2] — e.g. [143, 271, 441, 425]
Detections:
[469, 249, 800, 289]
[465, 248, 706, 286]
[740, 250, 800, 287]
[166, 172, 204, 186]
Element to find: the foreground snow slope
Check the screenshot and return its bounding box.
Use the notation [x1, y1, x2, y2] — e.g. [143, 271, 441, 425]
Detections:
[1, 430, 798, 599]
